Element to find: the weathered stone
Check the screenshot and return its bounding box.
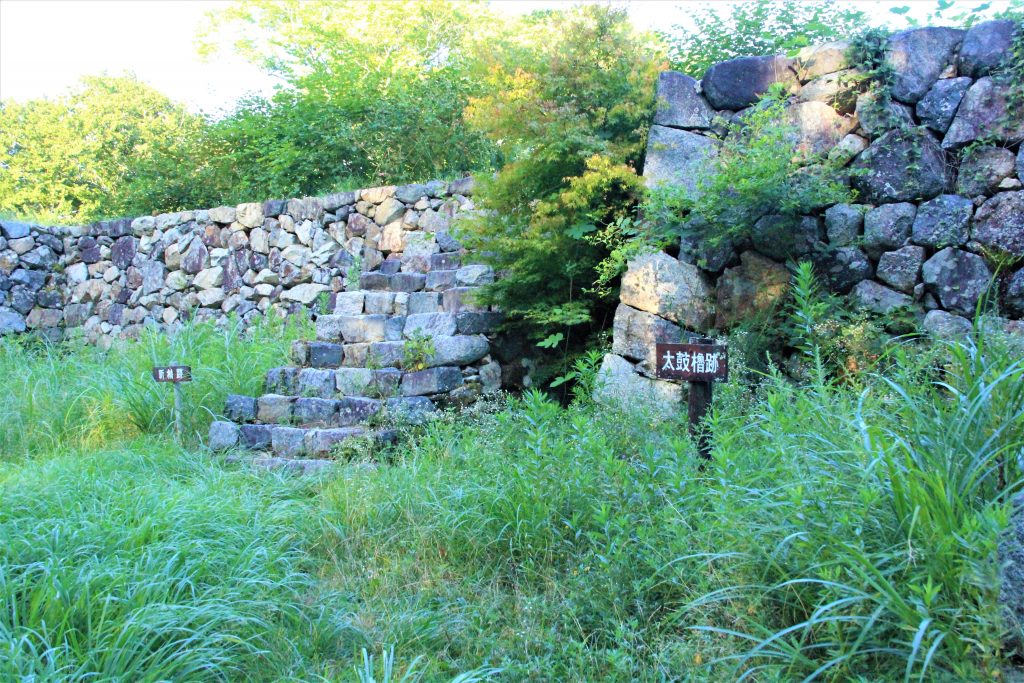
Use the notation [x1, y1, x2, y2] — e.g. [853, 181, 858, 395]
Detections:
[286, 197, 324, 222]
[390, 272, 427, 292]
[909, 194, 972, 249]
[958, 146, 1017, 197]
[404, 312, 457, 338]
[620, 252, 714, 331]
[0, 308, 26, 335]
[400, 232, 439, 273]
[796, 40, 851, 79]
[208, 421, 240, 450]
[886, 27, 965, 104]
[653, 71, 714, 130]
[923, 309, 973, 339]
[851, 128, 949, 203]
[0, 220, 30, 240]
[611, 303, 681, 375]
[138, 261, 165, 295]
[916, 77, 971, 134]
[78, 237, 101, 264]
[1018, 146, 1023, 183]
[1005, 268, 1024, 317]
[322, 192, 355, 211]
[797, 69, 860, 114]
[306, 427, 365, 455]
[455, 265, 494, 286]
[877, 245, 926, 293]
[197, 288, 225, 307]
[394, 184, 428, 204]
[944, 78, 1024, 150]
[678, 230, 735, 274]
[701, 55, 798, 110]
[864, 203, 916, 257]
[265, 367, 299, 394]
[825, 204, 863, 246]
[430, 252, 461, 271]
[225, 394, 257, 423]
[297, 368, 336, 398]
[21, 246, 58, 269]
[851, 279, 914, 314]
[271, 427, 307, 458]
[294, 397, 339, 426]
[958, 19, 1016, 78]
[334, 291, 364, 316]
[854, 91, 915, 138]
[455, 310, 503, 335]
[922, 247, 992, 314]
[442, 287, 485, 313]
[751, 215, 820, 261]
[8, 237, 34, 255]
[784, 101, 857, 155]
[386, 396, 437, 425]
[426, 270, 456, 291]
[337, 397, 383, 425]
[448, 176, 474, 196]
[419, 209, 450, 233]
[429, 335, 489, 367]
[240, 424, 273, 450]
[816, 246, 874, 294]
[307, 342, 343, 368]
[375, 197, 406, 226]
[714, 251, 789, 329]
[335, 315, 387, 343]
[593, 353, 682, 419]
[643, 125, 718, 200]
[400, 366, 463, 396]
[208, 206, 236, 224]
[973, 192, 1024, 257]
[281, 283, 327, 304]
[194, 266, 223, 290]
[363, 291, 395, 315]
[257, 394, 294, 424]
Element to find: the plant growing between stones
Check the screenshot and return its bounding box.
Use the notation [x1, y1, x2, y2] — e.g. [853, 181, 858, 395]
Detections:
[402, 331, 436, 372]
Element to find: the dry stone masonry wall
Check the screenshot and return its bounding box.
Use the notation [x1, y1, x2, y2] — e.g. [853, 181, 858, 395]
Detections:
[598, 20, 1024, 414]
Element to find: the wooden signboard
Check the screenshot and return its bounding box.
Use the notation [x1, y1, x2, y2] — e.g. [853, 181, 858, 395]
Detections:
[152, 365, 192, 383]
[655, 343, 728, 382]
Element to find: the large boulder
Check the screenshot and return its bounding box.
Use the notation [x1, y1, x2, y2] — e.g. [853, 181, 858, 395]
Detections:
[922, 247, 993, 315]
[643, 125, 719, 200]
[593, 353, 682, 419]
[876, 245, 926, 294]
[824, 204, 864, 247]
[851, 280, 913, 315]
[797, 69, 860, 115]
[851, 128, 949, 203]
[784, 101, 857, 155]
[957, 146, 1018, 197]
[796, 40, 851, 80]
[972, 192, 1024, 257]
[915, 77, 972, 134]
[815, 246, 873, 294]
[886, 27, 965, 104]
[701, 55, 799, 110]
[944, 78, 1024, 150]
[620, 252, 715, 331]
[715, 251, 790, 329]
[611, 303, 682, 376]
[653, 71, 715, 130]
[911, 194, 972, 248]
[958, 19, 1016, 78]
[864, 203, 916, 258]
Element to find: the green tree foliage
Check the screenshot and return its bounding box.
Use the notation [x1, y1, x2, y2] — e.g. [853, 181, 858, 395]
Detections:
[458, 6, 663, 346]
[662, 0, 867, 77]
[0, 75, 207, 223]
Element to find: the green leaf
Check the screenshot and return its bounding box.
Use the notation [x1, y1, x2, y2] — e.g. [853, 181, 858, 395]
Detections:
[537, 333, 565, 349]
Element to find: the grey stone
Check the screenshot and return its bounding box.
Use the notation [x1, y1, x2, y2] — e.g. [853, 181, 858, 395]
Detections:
[208, 206, 236, 224]
[1001, 494, 1024, 654]
[430, 252, 461, 270]
[796, 40, 851, 79]
[701, 54, 798, 110]
[911, 194, 972, 248]
[973, 192, 1024, 257]
[294, 397, 340, 426]
[395, 184, 428, 204]
[385, 396, 437, 425]
[751, 215, 820, 261]
[297, 368, 336, 398]
[307, 342, 343, 368]
[923, 309, 973, 339]
[944, 78, 1024, 150]
[193, 266, 223, 290]
[0, 308, 26, 335]
[1018, 146, 1023, 183]
[715, 251, 790, 329]
[611, 303, 682, 376]
[0, 220, 30, 240]
[21, 246, 58, 269]
[916, 78, 972, 134]
[208, 421, 240, 450]
[78, 237, 100, 263]
[265, 367, 298, 394]
[322, 192, 355, 211]
[958, 19, 1016, 78]
[864, 202, 916, 257]
[455, 265, 494, 286]
[817, 246, 873, 294]
[797, 69, 860, 115]
[455, 311, 503, 335]
[678, 216, 735, 272]
[400, 232, 440, 273]
[653, 71, 714, 130]
[448, 176, 474, 196]
[922, 247, 993, 314]
[8, 237, 35, 255]
[271, 427, 307, 458]
[426, 270, 457, 291]
[376, 197, 406, 226]
[643, 125, 718, 200]
[111, 236, 136, 270]
[385, 315, 405, 341]
[958, 146, 1018, 196]
[404, 312, 456, 338]
[390, 272, 427, 292]
[886, 27, 965, 104]
[257, 394, 294, 424]
[877, 245, 926, 293]
[620, 252, 715, 331]
[12, 269, 45, 290]
[138, 261, 165, 295]
[367, 342, 406, 368]
[239, 424, 273, 450]
[306, 427, 365, 455]
[825, 204, 864, 246]
[442, 287, 485, 313]
[225, 394, 257, 423]
[851, 128, 949, 203]
[8, 289, 33, 315]
[429, 335, 489, 367]
[334, 291, 364, 316]
[1005, 269, 1024, 317]
[408, 292, 442, 315]
[784, 101, 857, 155]
[286, 197, 324, 222]
[281, 283, 327, 304]
[855, 91, 915, 138]
[336, 314, 387, 343]
[401, 366, 463, 396]
[593, 353, 682, 419]
[336, 397, 382, 425]
[851, 279, 914, 314]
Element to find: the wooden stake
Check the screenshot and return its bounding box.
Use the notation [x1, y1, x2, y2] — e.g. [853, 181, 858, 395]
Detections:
[687, 336, 714, 461]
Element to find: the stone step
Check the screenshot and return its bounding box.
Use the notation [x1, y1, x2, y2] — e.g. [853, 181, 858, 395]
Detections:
[209, 420, 398, 458]
[224, 392, 439, 427]
[263, 360, 488, 399]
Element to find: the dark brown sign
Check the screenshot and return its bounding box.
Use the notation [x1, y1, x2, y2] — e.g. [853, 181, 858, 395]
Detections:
[655, 343, 728, 382]
[152, 365, 192, 383]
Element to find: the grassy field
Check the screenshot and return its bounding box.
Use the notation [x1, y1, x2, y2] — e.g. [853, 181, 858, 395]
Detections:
[1, 318, 1023, 681]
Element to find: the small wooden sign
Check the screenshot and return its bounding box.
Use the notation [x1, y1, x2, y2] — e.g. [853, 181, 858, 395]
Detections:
[655, 343, 728, 382]
[152, 365, 192, 383]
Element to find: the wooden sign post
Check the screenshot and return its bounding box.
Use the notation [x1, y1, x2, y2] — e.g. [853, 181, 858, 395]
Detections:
[152, 364, 192, 440]
[655, 338, 728, 461]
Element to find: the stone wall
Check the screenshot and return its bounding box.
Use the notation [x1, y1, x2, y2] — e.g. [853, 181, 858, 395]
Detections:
[598, 20, 1024, 412]
[0, 177, 480, 347]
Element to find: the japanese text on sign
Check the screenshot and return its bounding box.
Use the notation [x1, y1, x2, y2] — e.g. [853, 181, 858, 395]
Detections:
[655, 343, 728, 382]
[152, 366, 192, 383]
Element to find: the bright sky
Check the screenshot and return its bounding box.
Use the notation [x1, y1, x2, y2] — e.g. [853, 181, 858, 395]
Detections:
[0, 0, 1009, 115]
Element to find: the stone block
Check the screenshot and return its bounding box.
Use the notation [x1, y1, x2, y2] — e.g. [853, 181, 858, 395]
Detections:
[294, 397, 340, 426]
[297, 368, 337, 398]
[455, 310, 504, 335]
[701, 54, 799, 110]
[643, 125, 718, 200]
[876, 246, 926, 294]
[852, 128, 949, 203]
[850, 280, 913, 315]
[400, 366, 463, 396]
[911, 194, 972, 248]
[973, 192, 1024, 257]
[224, 394, 257, 423]
[885, 27, 965, 104]
[337, 397, 382, 425]
[922, 247, 992, 314]
[404, 312, 457, 338]
[864, 203, 916, 257]
[593, 353, 682, 419]
[257, 394, 294, 424]
[306, 427, 366, 456]
[308, 342, 344, 368]
[240, 424, 273, 450]
[208, 421, 240, 450]
[653, 71, 714, 129]
[428, 335, 490, 367]
[611, 303, 681, 376]
[620, 252, 714, 331]
[271, 426, 307, 458]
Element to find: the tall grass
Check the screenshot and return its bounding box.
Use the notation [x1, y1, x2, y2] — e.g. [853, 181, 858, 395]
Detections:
[0, 314, 310, 457]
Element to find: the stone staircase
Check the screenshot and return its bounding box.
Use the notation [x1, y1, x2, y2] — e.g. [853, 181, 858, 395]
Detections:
[207, 229, 504, 472]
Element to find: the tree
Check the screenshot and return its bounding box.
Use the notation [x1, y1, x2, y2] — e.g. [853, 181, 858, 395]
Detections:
[0, 75, 207, 223]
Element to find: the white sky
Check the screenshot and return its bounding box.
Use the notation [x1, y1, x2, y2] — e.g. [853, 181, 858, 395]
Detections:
[0, 0, 1009, 115]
